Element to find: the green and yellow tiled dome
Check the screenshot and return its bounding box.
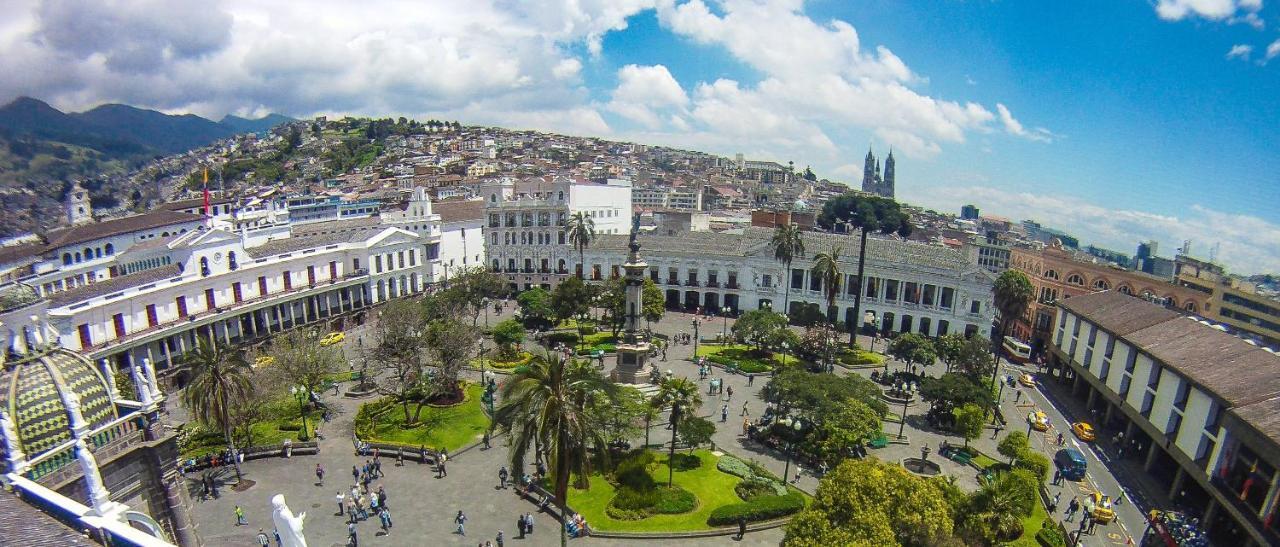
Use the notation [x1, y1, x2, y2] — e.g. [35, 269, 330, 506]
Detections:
[0, 348, 118, 457]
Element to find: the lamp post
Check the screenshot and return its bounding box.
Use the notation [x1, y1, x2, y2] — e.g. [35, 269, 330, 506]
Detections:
[722, 306, 733, 343]
[1073, 514, 1088, 546]
[896, 385, 910, 440]
[692, 318, 702, 358]
[289, 385, 310, 441]
[780, 341, 790, 367]
[864, 312, 879, 351]
[781, 418, 804, 484]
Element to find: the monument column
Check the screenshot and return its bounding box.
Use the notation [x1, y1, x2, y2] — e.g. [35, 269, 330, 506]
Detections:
[611, 217, 656, 384]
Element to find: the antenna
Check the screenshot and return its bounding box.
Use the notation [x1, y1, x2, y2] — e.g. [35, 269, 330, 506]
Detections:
[1209, 242, 1220, 264]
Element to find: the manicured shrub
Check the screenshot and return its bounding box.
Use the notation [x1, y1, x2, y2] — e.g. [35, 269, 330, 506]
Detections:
[735, 479, 776, 501]
[611, 486, 660, 511]
[668, 452, 702, 471]
[1014, 450, 1051, 482]
[1035, 518, 1067, 547]
[707, 493, 805, 526]
[653, 486, 697, 514]
[614, 452, 656, 491]
[716, 455, 752, 479]
[543, 331, 580, 346]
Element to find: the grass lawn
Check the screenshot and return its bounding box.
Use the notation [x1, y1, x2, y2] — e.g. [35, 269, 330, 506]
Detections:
[567, 450, 746, 532]
[1006, 491, 1051, 547]
[358, 384, 490, 452]
[575, 332, 619, 355]
[836, 349, 884, 368]
[180, 395, 322, 458]
[473, 351, 534, 370]
[972, 453, 1001, 470]
[695, 343, 801, 373]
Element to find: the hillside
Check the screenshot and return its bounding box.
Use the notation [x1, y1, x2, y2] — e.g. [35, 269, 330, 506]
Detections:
[221, 113, 296, 134]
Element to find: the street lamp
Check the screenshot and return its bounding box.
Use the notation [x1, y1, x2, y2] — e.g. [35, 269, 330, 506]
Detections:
[692, 318, 702, 358]
[781, 417, 804, 484]
[289, 385, 310, 441]
[721, 306, 733, 343]
[896, 384, 911, 440]
[780, 341, 790, 367]
[864, 312, 879, 351]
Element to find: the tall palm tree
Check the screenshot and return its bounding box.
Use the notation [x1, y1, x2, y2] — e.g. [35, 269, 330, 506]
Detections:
[812, 245, 844, 326]
[818, 194, 912, 346]
[492, 354, 614, 547]
[567, 212, 595, 280]
[181, 338, 252, 481]
[769, 223, 805, 318]
[650, 377, 703, 487]
[989, 269, 1034, 417]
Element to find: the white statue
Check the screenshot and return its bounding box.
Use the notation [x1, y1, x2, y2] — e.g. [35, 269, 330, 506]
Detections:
[131, 365, 154, 407]
[0, 410, 26, 469]
[75, 438, 112, 513]
[63, 391, 88, 435]
[271, 494, 308, 547]
[100, 360, 119, 400]
[141, 358, 162, 401]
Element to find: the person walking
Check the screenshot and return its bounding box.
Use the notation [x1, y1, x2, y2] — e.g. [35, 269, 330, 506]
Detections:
[347, 521, 358, 547]
[454, 510, 467, 535]
[336, 491, 346, 515]
[747, 373, 754, 386]
[1015, 389, 1022, 403]
[351, 465, 359, 483]
[742, 417, 750, 436]
[1066, 496, 1079, 522]
[256, 529, 270, 546]
[377, 485, 387, 509]
[316, 463, 325, 486]
[499, 466, 509, 489]
[737, 515, 747, 540]
[525, 513, 534, 535]
[1052, 469, 1061, 485]
[496, 530, 505, 547]
[726, 385, 734, 400]
[1056, 432, 1065, 446]
[235, 505, 246, 526]
[379, 507, 392, 533]
[721, 404, 728, 422]
[741, 402, 749, 416]
[396, 447, 404, 466]
[517, 515, 527, 539]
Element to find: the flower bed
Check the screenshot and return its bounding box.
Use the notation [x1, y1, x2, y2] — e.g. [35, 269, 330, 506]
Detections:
[353, 383, 489, 452]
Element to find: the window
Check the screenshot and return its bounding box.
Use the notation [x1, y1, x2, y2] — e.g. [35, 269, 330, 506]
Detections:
[970, 300, 980, 314]
[330, 261, 338, 279]
[205, 288, 216, 309]
[1093, 279, 1110, 290]
[1124, 350, 1137, 373]
[940, 287, 955, 309]
[762, 274, 772, 288]
[259, 276, 268, 296]
[865, 277, 879, 298]
[112, 313, 126, 338]
[398, 251, 405, 269]
[1147, 364, 1162, 388]
[233, 282, 243, 303]
[1066, 273, 1085, 286]
[409, 251, 416, 267]
[1044, 269, 1060, 280]
[492, 259, 501, 271]
[283, 270, 292, 290]
[1087, 325, 1098, 347]
[176, 296, 188, 318]
[375, 255, 383, 273]
[228, 251, 238, 270]
[1104, 337, 1116, 359]
[78, 323, 92, 348]
[307, 266, 316, 286]
[104, 243, 114, 255]
[146, 304, 158, 327]
[63, 253, 72, 265]
[885, 280, 899, 301]
[200, 256, 211, 277]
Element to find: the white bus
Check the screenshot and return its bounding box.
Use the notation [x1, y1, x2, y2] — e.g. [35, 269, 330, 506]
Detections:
[1002, 336, 1032, 364]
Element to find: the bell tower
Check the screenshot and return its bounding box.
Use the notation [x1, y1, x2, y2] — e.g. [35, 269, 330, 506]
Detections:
[65, 181, 93, 226]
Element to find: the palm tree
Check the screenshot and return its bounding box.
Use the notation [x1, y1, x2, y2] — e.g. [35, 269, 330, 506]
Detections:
[818, 194, 912, 346]
[769, 223, 805, 318]
[970, 486, 1025, 541]
[492, 354, 615, 547]
[812, 245, 844, 326]
[650, 377, 703, 487]
[989, 270, 1034, 416]
[567, 211, 595, 280]
[181, 338, 252, 481]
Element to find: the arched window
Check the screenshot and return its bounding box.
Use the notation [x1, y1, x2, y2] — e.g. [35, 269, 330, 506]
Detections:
[63, 253, 72, 265]
[228, 251, 238, 271]
[104, 243, 114, 255]
[1117, 285, 1132, 295]
[1093, 279, 1110, 290]
[1066, 273, 1084, 286]
[1044, 269, 1060, 280]
[558, 191, 564, 201]
[492, 259, 500, 271]
[1164, 296, 1178, 309]
[84, 247, 93, 260]
[200, 256, 210, 277]
[74, 252, 82, 263]
[162, 232, 169, 237]
[490, 194, 497, 203]
[1185, 301, 1197, 313]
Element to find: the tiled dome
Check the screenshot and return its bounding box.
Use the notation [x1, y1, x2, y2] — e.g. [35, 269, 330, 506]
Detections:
[0, 348, 118, 457]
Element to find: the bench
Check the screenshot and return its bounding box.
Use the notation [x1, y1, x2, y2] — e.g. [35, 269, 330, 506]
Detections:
[868, 435, 889, 449]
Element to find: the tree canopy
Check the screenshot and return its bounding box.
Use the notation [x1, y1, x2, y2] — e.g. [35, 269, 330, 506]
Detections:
[516, 287, 554, 329]
[919, 373, 993, 413]
[816, 399, 882, 466]
[784, 458, 955, 546]
[492, 319, 526, 356]
[952, 403, 986, 449]
[816, 193, 913, 237]
[550, 275, 592, 326]
[762, 368, 887, 421]
[732, 309, 789, 351]
[888, 333, 938, 372]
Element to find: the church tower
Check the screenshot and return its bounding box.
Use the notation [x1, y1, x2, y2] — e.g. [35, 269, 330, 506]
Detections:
[861, 148, 877, 194]
[883, 149, 896, 199]
[65, 181, 93, 226]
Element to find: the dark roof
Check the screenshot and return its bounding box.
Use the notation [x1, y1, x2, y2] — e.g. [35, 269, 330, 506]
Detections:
[0, 242, 44, 266]
[247, 232, 363, 258]
[43, 211, 205, 250]
[1056, 291, 1181, 337]
[158, 195, 236, 211]
[0, 490, 95, 546]
[439, 200, 485, 223]
[47, 263, 182, 307]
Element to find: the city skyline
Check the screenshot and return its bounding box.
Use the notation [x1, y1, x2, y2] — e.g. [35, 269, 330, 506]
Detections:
[1, 0, 1277, 273]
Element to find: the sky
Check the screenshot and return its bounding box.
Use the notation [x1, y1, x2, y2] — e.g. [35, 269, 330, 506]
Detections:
[1, 0, 1278, 274]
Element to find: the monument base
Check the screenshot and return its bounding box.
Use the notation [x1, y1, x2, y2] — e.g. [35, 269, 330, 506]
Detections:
[611, 343, 656, 384]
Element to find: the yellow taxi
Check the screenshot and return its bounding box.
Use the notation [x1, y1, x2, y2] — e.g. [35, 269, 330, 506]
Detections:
[1027, 411, 1050, 432]
[1088, 491, 1115, 524]
[320, 332, 346, 347]
[1072, 421, 1096, 442]
[253, 355, 276, 368]
[1018, 373, 1036, 387]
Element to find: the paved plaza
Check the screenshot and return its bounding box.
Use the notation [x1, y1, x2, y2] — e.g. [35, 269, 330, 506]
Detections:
[180, 305, 1126, 546]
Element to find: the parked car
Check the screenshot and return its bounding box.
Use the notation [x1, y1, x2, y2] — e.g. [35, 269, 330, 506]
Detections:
[320, 332, 346, 346]
[1027, 411, 1050, 432]
[1054, 448, 1088, 481]
[1072, 421, 1096, 442]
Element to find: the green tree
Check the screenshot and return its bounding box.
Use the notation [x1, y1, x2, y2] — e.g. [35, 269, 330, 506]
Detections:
[997, 431, 1030, 464]
[567, 211, 595, 278]
[817, 193, 912, 346]
[588, 385, 647, 445]
[803, 166, 817, 181]
[597, 277, 626, 336]
[933, 333, 967, 374]
[676, 416, 716, 448]
[763, 368, 888, 421]
[952, 403, 985, 449]
[888, 332, 938, 374]
[732, 309, 789, 352]
[812, 245, 844, 325]
[442, 265, 508, 327]
[1013, 450, 1050, 482]
[492, 319, 526, 357]
[961, 471, 1034, 543]
[641, 278, 665, 326]
[953, 335, 996, 381]
[517, 287, 554, 329]
[492, 355, 616, 547]
[784, 459, 955, 546]
[817, 399, 882, 467]
[550, 275, 591, 327]
[366, 299, 430, 424]
[650, 377, 703, 487]
[919, 373, 993, 414]
[180, 338, 252, 481]
[991, 270, 1034, 415]
[769, 223, 806, 318]
[426, 319, 478, 399]
[271, 329, 343, 440]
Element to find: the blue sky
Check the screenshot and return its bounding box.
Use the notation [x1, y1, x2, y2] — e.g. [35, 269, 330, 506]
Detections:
[2, 0, 1277, 272]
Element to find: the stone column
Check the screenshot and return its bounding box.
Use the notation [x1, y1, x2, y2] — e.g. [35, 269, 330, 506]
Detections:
[1144, 441, 1162, 472]
[1168, 467, 1186, 499]
[141, 409, 202, 547]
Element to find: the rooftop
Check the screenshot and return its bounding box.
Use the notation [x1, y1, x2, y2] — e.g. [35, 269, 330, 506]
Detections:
[437, 199, 485, 223]
[0, 490, 95, 547]
[42, 211, 205, 251]
[47, 263, 183, 307]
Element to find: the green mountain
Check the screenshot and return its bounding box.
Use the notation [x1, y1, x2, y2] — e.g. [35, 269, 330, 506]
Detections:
[221, 113, 296, 134]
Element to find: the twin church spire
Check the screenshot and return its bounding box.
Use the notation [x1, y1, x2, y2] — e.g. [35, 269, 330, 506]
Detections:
[861, 145, 895, 198]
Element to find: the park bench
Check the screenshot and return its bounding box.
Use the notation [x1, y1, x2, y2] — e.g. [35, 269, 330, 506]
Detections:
[868, 434, 889, 449]
[950, 451, 973, 465]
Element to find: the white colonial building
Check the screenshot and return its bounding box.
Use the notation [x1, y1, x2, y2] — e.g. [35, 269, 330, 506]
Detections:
[1051, 291, 1280, 547]
[577, 227, 996, 337]
[482, 177, 631, 292]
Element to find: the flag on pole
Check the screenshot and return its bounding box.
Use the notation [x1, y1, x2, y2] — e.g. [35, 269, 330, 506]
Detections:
[202, 168, 211, 218]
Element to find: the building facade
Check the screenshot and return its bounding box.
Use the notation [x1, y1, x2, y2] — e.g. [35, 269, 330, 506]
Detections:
[577, 227, 995, 338]
[1176, 256, 1280, 350]
[1049, 291, 1280, 547]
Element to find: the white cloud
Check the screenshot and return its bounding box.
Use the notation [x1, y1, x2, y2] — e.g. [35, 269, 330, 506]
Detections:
[607, 64, 687, 128]
[996, 103, 1053, 143]
[1266, 38, 1280, 62]
[552, 58, 583, 80]
[1155, 0, 1263, 21]
[1227, 44, 1255, 59]
[911, 185, 1280, 274]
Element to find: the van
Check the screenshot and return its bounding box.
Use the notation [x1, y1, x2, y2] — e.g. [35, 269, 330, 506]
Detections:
[1054, 448, 1087, 481]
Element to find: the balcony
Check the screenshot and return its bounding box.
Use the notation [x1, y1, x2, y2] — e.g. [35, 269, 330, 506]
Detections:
[726, 281, 740, 289]
[667, 278, 679, 285]
[685, 280, 700, 287]
[705, 280, 720, 288]
[538, 268, 551, 274]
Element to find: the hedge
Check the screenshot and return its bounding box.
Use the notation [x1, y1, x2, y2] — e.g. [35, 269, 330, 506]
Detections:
[704, 353, 772, 373]
[543, 331, 580, 346]
[706, 492, 805, 526]
[1034, 518, 1067, 547]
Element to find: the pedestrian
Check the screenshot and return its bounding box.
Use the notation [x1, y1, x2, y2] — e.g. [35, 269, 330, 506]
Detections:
[742, 417, 750, 436]
[517, 515, 527, 539]
[499, 466, 508, 489]
[737, 515, 747, 540]
[483, 430, 491, 449]
[1052, 469, 1061, 485]
[1015, 389, 1022, 403]
[727, 385, 734, 400]
[336, 491, 346, 515]
[1115, 491, 1124, 506]
[420, 445, 427, 464]
[439, 459, 448, 478]
[1053, 492, 1062, 510]
[1066, 496, 1079, 521]
[235, 505, 246, 526]
[379, 507, 392, 533]
[526, 513, 534, 535]
[396, 447, 404, 467]
[741, 401, 749, 416]
[377, 485, 387, 509]
[1056, 432, 1064, 446]
[273, 528, 281, 547]
[316, 463, 325, 486]
[373, 458, 382, 478]
[721, 404, 728, 422]
[496, 530, 505, 547]
[256, 529, 270, 546]
[455, 510, 467, 535]
[748, 373, 754, 386]
[348, 521, 358, 547]
[352, 465, 359, 483]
